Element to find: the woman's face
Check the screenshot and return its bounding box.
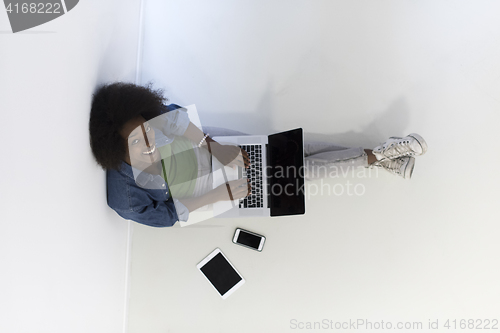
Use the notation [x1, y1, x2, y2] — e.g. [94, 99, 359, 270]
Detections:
[121, 116, 161, 168]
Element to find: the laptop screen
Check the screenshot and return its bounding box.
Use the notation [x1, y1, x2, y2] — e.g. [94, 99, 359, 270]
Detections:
[267, 128, 305, 216]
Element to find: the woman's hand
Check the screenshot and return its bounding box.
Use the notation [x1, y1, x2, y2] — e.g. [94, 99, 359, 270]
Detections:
[213, 178, 251, 202]
[209, 142, 250, 169]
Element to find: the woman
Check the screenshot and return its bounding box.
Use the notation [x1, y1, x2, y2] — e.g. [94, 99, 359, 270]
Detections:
[89, 82, 427, 227]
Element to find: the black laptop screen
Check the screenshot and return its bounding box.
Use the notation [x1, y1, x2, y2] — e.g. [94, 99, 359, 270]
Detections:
[267, 128, 305, 216]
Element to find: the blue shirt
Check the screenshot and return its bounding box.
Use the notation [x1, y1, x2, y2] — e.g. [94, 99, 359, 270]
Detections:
[106, 104, 191, 227]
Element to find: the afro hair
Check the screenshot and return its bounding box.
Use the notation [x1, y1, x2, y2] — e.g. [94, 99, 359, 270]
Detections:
[89, 81, 169, 171]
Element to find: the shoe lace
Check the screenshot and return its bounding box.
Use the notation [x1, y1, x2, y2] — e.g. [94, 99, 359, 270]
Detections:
[370, 157, 404, 173]
[382, 140, 414, 158]
[384, 158, 405, 173]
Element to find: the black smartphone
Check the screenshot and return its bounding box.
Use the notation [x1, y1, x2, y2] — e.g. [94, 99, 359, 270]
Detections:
[232, 228, 265, 251]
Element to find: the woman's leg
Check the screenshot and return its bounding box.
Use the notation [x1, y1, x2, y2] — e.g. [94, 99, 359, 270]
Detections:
[202, 126, 250, 137]
[303, 140, 369, 181]
[203, 128, 361, 177]
[365, 149, 378, 165]
[202, 129, 374, 180]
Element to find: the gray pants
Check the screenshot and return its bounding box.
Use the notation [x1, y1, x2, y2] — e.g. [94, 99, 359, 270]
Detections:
[202, 127, 368, 182]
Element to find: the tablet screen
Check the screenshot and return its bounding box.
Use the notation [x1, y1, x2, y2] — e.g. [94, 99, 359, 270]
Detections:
[200, 252, 242, 296]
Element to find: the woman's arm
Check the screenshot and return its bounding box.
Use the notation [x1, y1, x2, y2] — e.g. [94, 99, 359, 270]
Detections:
[182, 122, 217, 153]
[178, 178, 251, 212]
[182, 122, 250, 168]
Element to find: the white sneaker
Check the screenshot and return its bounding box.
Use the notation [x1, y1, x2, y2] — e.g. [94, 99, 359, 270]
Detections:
[370, 156, 415, 179]
[373, 133, 427, 161]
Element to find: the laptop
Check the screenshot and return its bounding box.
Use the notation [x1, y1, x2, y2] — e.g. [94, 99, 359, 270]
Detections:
[211, 128, 305, 218]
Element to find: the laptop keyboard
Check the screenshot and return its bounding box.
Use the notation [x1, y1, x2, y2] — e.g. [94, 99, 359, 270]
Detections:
[239, 144, 263, 209]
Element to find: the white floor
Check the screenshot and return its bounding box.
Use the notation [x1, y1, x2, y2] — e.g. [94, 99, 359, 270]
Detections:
[127, 1, 500, 332]
[0, 1, 142, 332]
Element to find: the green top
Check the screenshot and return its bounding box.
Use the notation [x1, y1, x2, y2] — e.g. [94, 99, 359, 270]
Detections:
[158, 137, 198, 199]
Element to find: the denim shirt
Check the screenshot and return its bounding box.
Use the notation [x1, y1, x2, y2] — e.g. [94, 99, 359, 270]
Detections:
[106, 104, 191, 227]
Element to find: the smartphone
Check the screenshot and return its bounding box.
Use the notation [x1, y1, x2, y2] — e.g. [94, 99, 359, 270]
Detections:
[232, 228, 265, 251]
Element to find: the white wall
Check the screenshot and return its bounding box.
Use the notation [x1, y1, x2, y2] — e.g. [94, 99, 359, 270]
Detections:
[0, 1, 142, 332]
[128, 1, 500, 332]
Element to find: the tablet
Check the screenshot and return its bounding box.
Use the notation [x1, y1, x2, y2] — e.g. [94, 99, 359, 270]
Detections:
[197, 248, 245, 299]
